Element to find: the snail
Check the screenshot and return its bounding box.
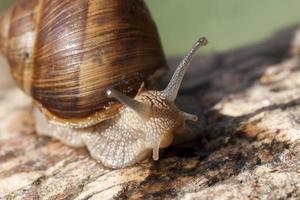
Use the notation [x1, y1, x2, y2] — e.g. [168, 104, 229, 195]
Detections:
[0, 0, 207, 168]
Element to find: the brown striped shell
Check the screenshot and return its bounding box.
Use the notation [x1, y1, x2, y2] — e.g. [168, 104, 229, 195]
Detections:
[0, 0, 166, 128]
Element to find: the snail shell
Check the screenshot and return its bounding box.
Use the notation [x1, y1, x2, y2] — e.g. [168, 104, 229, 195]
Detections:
[0, 0, 166, 128]
[0, 0, 208, 168]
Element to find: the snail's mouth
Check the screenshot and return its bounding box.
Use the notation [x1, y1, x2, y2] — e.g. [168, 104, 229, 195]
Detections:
[159, 132, 174, 149]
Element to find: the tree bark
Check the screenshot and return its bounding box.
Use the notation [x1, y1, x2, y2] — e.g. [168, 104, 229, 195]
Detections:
[1, 25, 300, 200]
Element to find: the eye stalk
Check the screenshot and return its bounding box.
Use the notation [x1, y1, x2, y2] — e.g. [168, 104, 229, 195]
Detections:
[106, 88, 151, 120]
[163, 37, 208, 102]
[106, 37, 208, 120]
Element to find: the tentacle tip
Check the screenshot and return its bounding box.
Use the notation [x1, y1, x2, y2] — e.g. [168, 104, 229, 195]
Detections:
[198, 37, 208, 46]
[189, 115, 198, 122]
[106, 89, 113, 98]
[153, 154, 159, 161]
[152, 147, 160, 161]
[180, 111, 198, 122]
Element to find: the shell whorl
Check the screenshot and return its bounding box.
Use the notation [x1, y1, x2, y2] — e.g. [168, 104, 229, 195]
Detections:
[0, 0, 39, 92]
[0, 0, 166, 128]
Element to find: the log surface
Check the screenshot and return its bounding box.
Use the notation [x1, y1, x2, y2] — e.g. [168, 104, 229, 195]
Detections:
[1, 26, 300, 200]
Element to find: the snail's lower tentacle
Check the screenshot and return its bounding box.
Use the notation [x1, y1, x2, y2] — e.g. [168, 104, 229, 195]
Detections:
[179, 111, 198, 122]
[152, 139, 161, 161]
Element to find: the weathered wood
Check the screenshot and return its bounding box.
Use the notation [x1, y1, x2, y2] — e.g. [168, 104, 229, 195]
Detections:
[1, 25, 300, 199]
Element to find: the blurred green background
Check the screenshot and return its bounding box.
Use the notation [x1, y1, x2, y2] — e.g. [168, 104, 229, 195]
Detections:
[2, 0, 300, 56]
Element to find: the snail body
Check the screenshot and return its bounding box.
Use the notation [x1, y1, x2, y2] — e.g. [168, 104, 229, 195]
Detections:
[0, 0, 207, 168]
